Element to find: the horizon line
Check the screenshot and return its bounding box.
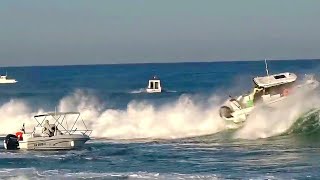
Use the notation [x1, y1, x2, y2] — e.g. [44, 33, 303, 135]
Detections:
[1, 58, 319, 68]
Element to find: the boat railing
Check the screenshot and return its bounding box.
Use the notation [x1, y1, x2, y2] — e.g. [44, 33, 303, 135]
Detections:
[33, 111, 93, 137]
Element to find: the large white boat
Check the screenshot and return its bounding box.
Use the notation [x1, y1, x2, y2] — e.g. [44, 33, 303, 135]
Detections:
[146, 76, 162, 93]
[0, 73, 17, 84]
[4, 112, 92, 150]
[219, 61, 319, 129]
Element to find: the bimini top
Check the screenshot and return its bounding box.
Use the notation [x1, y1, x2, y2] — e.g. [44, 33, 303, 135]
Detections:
[253, 72, 297, 88]
[34, 112, 80, 118]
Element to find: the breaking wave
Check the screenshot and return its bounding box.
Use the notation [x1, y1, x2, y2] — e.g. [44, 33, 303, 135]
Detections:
[1, 88, 320, 140]
[284, 108, 320, 136]
[234, 86, 320, 139]
[0, 90, 225, 139]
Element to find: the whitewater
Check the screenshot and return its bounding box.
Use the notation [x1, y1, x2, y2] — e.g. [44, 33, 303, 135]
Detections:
[1, 87, 320, 140]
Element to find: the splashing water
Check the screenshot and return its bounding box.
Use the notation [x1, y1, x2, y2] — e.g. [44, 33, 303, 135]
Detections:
[129, 88, 146, 94]
[0, 90, 226, 139]
[234, 88, 320, 139]
[0, 100, 44, 135]
[58, 90, 226, 139]
[1, 87, 320, 140]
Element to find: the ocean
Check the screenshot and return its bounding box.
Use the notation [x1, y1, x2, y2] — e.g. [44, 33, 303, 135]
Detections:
[0, 60, 320, 179]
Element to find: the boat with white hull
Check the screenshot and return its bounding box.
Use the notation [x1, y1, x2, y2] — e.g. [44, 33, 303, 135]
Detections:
[17, 134, 89, 150]
[146, 76, 162, 93]
[219, 61, 319, 129]
[0, 73, 17, 84]
[4, 112, 92, 150]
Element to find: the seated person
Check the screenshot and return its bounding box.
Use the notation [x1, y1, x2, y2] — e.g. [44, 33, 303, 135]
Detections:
[49, 124, 56, 136]
[20, 123, 25, 134]
[55, 126, 63, 135]
[250, 87, 264, 104]
[42, 120, 53, 137]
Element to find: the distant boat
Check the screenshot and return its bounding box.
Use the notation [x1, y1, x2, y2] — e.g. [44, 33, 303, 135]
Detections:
[0, 72, 17, 84]
[146, 76, 162, 93]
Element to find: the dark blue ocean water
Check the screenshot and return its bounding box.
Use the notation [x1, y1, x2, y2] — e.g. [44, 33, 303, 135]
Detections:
[1, 60, 320, 179]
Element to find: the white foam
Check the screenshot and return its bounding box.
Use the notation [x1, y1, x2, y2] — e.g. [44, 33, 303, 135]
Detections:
[58, 90, 226, 139]
[0, 169, 221, 180]
[0, 90, 225, 139]
[1, 84, 319, 141]
[235, 87, 320, 139]
[0, 99, 44, 135]
[129, 88, 146, 94]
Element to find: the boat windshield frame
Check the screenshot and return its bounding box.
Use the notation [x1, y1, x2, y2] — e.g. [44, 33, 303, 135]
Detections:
[33, 112, 92, 136]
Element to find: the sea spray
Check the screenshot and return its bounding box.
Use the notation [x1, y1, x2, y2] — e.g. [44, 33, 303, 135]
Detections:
[0, 89, 228, 138]
[129, 88, 146, 94]
[57, 90, 226, 139]
[234, 87, 320, 139]
[0, 99, 43, 135]
[1, 87, 320, 140]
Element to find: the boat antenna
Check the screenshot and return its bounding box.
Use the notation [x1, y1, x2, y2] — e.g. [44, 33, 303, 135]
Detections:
[264, 59, 269, 77]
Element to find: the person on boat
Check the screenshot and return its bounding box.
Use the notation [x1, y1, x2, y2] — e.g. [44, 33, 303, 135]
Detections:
[20, 123, 25, 134]
[248, 87, 264, 106]
[42, 120, 53, 137]
[55, 126, 63, 135]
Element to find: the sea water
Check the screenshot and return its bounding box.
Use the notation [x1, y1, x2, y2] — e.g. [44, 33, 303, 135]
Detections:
[0, 60, 320, 179]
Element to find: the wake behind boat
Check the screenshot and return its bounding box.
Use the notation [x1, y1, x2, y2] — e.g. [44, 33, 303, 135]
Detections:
[219, 60, 320, 129]
[4, 111, 92, 150]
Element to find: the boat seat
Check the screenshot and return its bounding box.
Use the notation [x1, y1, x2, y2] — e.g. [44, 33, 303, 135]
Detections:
[33, 126, 51, 137]
[33, 127, 44, 137]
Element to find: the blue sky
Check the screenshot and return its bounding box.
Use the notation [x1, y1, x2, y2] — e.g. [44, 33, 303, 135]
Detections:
[0, 0, 320, 66]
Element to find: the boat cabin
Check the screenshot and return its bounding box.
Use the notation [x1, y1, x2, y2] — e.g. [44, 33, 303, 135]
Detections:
[146, 76, 162, 93]
[253, 72, 297, 88]
[250, 72, 297, 104]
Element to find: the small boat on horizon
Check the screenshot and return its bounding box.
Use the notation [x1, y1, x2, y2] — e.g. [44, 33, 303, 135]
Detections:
[146, 76, 162, 93]
[0, 72, 17, 84]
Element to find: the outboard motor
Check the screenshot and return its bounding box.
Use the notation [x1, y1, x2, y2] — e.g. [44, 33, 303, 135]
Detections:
[3, 134, 20, 150]
[219, 106, 233, 118]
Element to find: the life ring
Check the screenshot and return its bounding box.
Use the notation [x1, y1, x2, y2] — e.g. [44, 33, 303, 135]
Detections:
[15, 131, 23, 141]
[283, 89, 290, 96]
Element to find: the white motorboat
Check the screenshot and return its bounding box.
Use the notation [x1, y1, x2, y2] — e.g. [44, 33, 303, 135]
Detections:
[0, 73, 17, 84]
[146, 76, 162, 93]
[4, 112, 92, 150]
[219, 60, 319, 129]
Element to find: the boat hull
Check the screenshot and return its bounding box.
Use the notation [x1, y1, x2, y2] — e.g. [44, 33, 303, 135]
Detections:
[146, 88, 162, 93]
[0, 80, 17, 84]
[18, 134, 90, 150]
